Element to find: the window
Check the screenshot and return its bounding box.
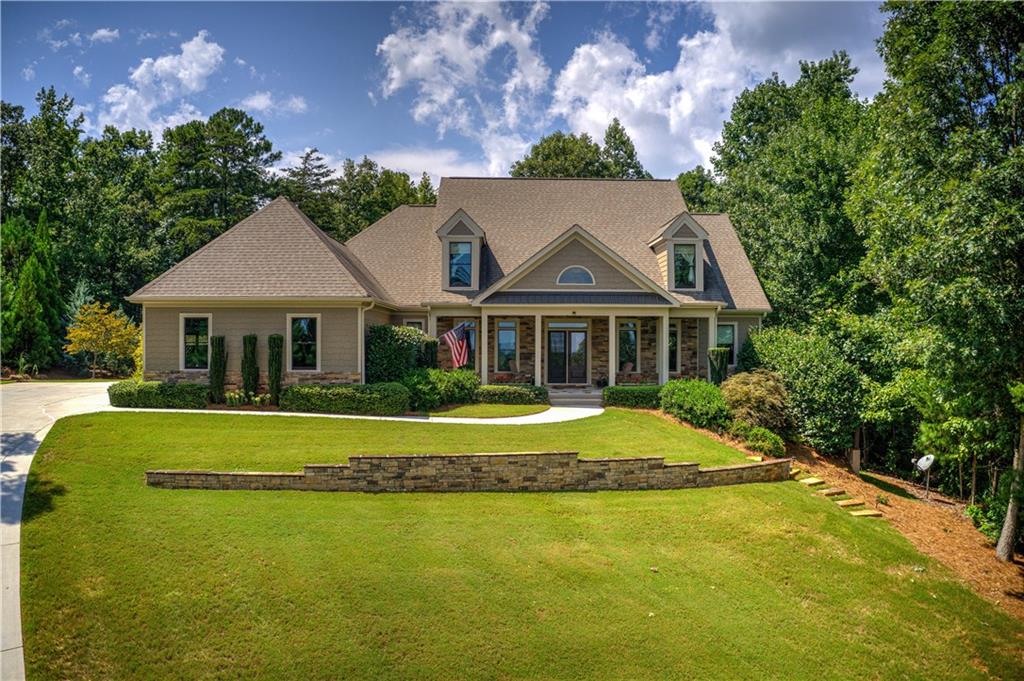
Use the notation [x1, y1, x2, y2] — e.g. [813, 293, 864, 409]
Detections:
[403, 320, 424, 331]
[716, 323, 736, 366]
[181, 315, 210, 370]
[448, 241, 473, 288]
[289, 315, 320, 371]
[496, 320, 517, 372]
[618, 320, 638, 372]
[673, 243, 697, 289]
[455, 319, 478, 370]
[556, 266, 594, 285]
[669, 322, 678, 373]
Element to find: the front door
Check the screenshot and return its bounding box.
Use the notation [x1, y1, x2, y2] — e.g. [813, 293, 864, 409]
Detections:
[547, 329, 588, 384]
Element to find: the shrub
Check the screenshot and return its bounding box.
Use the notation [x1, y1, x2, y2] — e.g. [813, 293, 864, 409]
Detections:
[475, 384, 548, 404]
[267, 334, 283, 405]
[603, 385, 661, 409]
[743, 426, 786, 458]
[659, 379, 731, 431]
[108, 380, 207, 409]
[279, 382, 410, 416]
[727, 419, 753, 441]
[735, 334, 760, 373]
[721, 369, 791, 434]
[402, 368, 443, 411]
[242, 334, 259, 396]
[431, 368, 480, 404]
[366, 324, 437, 383]
[209, 336, 227, 403]
[418, 337, 438, 369]
[750, 327, 863, 454]
[708, 347, 730, 386]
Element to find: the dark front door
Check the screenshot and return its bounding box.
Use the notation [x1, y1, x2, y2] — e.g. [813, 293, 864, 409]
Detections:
[547, 329, 588, 384]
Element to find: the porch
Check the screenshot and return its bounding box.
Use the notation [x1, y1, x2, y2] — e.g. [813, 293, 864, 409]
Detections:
[432, 312, 716, 388]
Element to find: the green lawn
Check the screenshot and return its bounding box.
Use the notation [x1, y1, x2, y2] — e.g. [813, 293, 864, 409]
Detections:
[22, 410, 1024, 680]
[427, 403, 550, 418]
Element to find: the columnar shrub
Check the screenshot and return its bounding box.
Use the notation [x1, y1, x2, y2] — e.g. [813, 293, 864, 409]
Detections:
[417, 337, 438, 369]
[366, 325, 432, 383]
[108, 379, 207, 409]
[735, 334, 760, 373]
[208, 336, 227, 403]
[659, 379, 731, 431]
[721, 369, 791, 434]
[242, 334, 259, 397]
[602, 385, 662, 409]
[708, 347, 730, 385]
[279, 382, 410, 416]
[267, 334, 283, 405]
[475, 384, 548, 404]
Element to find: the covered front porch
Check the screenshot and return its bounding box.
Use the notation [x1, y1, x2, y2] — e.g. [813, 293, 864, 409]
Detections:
[431, 310, 717, 388]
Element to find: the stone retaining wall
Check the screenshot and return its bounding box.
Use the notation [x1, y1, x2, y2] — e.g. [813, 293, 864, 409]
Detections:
[146, 452, 791, 493]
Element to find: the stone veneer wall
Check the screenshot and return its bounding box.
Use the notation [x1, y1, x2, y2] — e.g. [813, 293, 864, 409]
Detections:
[146, 452, 792, 493]
[144, 369, 360, 390]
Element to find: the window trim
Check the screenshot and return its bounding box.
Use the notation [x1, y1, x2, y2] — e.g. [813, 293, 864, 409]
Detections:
[668, 319, 680, 374]
[441, 237, 481, 290]
[669, 240, 702, 292]
[286, 313, 322, 373]
[716, 321, 738, 367]
[453, 317, 480, 370]
[446, 240, 474, 289]
[178, 313, 212, 372]
[402, 318, 425, 331]
[617, 318, 641, 374]
[555, 265, 596, 286]
[494, 318, 518, 374]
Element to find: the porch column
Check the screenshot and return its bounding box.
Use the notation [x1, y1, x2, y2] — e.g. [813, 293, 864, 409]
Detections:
[707, 311, 717, 381]
[427, 310, 437, 337]
[659, 311, 670, 385]
[608, 314, 616, 387]
[534, 313, 542, 386]
[480, 312, 489, 385]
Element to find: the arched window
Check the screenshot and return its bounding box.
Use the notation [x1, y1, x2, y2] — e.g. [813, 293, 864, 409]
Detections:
[556, 266, 595, 285]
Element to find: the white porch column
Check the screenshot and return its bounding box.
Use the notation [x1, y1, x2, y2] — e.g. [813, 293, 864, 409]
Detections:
[608, 314, 616, 387]
[707, 311, 717, 381]
[480, 312, 489, 385]
[534, 313, 542, 386]
[427, 309, 437, 337]
[659, 311, 670, 385]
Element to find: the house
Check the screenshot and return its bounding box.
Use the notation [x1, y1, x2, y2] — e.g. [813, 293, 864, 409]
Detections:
[129, 177, 769, 389]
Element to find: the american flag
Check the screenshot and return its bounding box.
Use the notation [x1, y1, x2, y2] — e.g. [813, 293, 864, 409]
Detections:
[440, 322, 470, 368]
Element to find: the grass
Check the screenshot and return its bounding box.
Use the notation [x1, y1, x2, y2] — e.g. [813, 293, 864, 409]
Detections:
[426, 403, 550, 418]
[21, 410, 1024, 680]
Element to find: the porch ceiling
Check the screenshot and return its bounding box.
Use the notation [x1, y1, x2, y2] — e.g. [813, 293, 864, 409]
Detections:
[481, 292, 670, 306]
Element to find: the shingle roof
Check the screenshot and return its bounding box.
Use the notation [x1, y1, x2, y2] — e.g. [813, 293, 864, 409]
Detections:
[129, 197, 387, 301]
[346, 178, 770, 311]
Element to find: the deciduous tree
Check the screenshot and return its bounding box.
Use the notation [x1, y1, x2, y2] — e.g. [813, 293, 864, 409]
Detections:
[64, 301, 140, 378]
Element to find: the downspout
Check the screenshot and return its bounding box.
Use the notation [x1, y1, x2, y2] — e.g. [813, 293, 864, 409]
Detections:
[359, 301, 376, 384]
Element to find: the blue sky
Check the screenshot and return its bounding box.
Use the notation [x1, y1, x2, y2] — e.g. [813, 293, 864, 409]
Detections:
[2, 1, 887, 180]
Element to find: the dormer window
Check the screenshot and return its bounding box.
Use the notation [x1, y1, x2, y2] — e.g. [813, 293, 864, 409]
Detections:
[556, 266, 594, 285]
[649, 213, 707, 292]
[448, 241, 473, 288]
[437, 209, 485, 290]
[672, 243, 696, 289]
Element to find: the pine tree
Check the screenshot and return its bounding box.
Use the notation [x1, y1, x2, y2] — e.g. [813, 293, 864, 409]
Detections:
[602, 118, 652, 179]
[277, 148, 341, 233]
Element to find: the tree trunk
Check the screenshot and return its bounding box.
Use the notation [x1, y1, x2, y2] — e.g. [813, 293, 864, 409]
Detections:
[995, 416, 1023, 562]
[970, 453, 977, 506]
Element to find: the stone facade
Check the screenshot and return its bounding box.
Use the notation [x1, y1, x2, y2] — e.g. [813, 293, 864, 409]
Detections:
[144, 369, 360, 390]
[146, 452, 792, 493]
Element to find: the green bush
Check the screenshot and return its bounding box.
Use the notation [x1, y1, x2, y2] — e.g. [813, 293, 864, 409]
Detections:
[279, 382, 410, 416]
[743, 426, 786, 458]
[267, 334, 283, 405]
[208, 336, 227, 404]
[475, 384, 548, 404]
[750, 327, 863, 454]
[735, 334, 760, 373]
[402, 368, 443, 411]
[242, 334, 259, 396]
[659, 379, 731, 431]
[431, 368, 480, 404]
[108, 380, 207, 409]
[603, 385, 662, 408]
[721, 369, 791, 434]
[366, 325, 436, 383]
[708, 347, 730, 385]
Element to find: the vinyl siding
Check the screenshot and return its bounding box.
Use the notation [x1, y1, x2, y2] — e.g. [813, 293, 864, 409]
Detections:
[508, 238, 642, 291]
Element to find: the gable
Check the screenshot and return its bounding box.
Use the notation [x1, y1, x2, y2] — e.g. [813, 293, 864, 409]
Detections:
[508, 237, 642, 291]
[670, 223, 699, 239]
[447, 220, 475, 236]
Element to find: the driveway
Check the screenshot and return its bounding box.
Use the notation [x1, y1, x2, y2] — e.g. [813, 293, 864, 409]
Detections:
[1, 381, 114, 681]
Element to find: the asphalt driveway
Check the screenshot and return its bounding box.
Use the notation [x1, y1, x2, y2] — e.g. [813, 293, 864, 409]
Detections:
[1, 381, 113, 680]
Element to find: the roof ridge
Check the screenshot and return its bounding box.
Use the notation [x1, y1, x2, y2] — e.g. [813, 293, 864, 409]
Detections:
[442, 176, 674, 182]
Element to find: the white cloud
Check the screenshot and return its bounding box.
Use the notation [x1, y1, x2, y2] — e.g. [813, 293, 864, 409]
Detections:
[376, 1, 550, 175]
[21, 63, 37, 81]
[55, 19, 72, 30]
[137, 31, 159, 43]
[234, 56, 264, 80]
[98, 30, 224, 136]
[73, 64, 91, 87]
[89, 27, 120, 43]
[370, 147, 490, 185]
[241, 91, 308, 115]
[645, 2, 682, 51]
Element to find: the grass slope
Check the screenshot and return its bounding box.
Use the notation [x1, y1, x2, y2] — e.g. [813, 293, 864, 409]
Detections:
[426, 403, 550, 418]
[21, 410, 1024, 680]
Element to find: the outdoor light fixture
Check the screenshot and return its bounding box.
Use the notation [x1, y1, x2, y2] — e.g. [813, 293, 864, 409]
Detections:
[912, 454, 935, 499]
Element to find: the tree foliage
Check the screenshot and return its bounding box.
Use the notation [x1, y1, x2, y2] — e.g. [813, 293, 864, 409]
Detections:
[510, 119, 652, 179]
[675, 166, 717, 212]
[64, 301, 140, 377]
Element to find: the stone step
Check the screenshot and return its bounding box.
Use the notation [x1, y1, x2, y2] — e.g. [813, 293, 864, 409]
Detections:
[836, 498, 865, 507]
[746, 455, 763, 462]
[798, 477, 825, 486]
[817, 488, 845, 497]
[849, 509, 883, 517]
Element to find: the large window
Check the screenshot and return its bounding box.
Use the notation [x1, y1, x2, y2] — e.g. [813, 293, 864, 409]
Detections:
[495, 320, 518, 372]
[181, 315, 210, 370]
[289, 315, 320, 371]
[673, 243, 697, 289]
[716, 323, 736, 366]
[556, 266, 595, 285]
[618, 320, 638, 372]
[669, 322, 678, 373]
[448, 241, 473, 288]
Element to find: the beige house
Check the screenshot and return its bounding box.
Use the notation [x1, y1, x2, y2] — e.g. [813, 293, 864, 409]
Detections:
[130, 177, 769, 389]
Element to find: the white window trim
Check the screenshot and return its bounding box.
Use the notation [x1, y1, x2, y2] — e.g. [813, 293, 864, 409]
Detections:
[555, 265, 596, 286]
[442, 237, 481, 290]
[402, 318, 425, 331]
[453, 317, 481, 369]
[716, 321, 738, 367]
[494, 318, 518, 374]
[668, 319, 681, 374]
[668, 239, 704, 292]
[178, 313, 212, 372]
[287, 313, 322, 373]
[617, 318, 641, 374]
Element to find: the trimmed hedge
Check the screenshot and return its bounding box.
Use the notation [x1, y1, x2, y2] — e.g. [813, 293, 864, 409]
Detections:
[475, 384, 548, 405]
[728, 420, 786, 458]
[659, 379, 731, 431]
[279, 382, 410, 416]
[208, 336, 227, 404]
[708, 347, 730, 386]
[430, 368, 479, 405]
[242, 334, 259, 396]
[365, 325, 436, 383]
[108, 380, 208, 409]
[267, 334, 283, 405]
[721, 369, 791, 434]
[602, 385, 661, 409]
[401, 369, 443, 411]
